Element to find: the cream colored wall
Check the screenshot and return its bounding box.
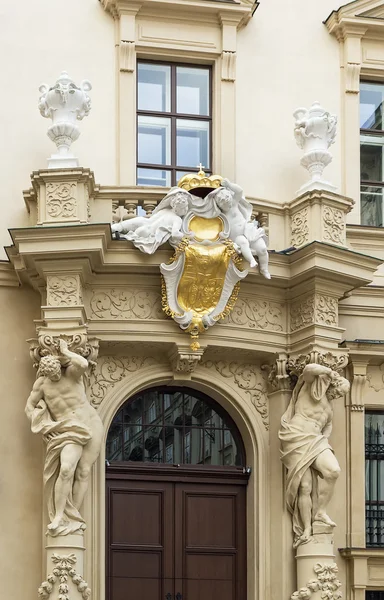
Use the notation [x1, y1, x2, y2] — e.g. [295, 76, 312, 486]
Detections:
[0, 0, 115, 257]
[0, 285, 42, 598]
[236, 0, 341, 203]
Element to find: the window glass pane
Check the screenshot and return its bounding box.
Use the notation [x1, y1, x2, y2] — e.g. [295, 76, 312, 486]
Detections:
[361, 82, 384, 130]
[361, 185, 383, 226]
[122, 425, 143, 462]
[144, 426, 163, 462]
[177, 67, 209, 115]
[176, 119, 209, 169]
[361, 142, 384, 182]
[138, 63, 171, 112]
[106, 389, 244, 466]
[138, 115, 171, 165]
[137, 168, 171, 187]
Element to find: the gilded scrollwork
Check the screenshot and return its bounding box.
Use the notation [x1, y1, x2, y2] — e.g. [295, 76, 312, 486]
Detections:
[291, 208, 309, 247]
[46, 182, 77, 218]
[89, 355, 160, 406]
[90, 289, 166, 320]
[47, 275, 82, 307]
[323, 205, 345, 245]
[220, 296, 284, 331]
[201, 359, 269, 429]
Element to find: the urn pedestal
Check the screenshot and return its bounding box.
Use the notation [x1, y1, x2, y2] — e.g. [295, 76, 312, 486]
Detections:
[40, 534, 90, 600]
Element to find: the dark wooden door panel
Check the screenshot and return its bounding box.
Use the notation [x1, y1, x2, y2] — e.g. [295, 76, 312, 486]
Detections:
[174, 483, 246, 600]
[106, 473, 247, 600]
[106, 479, 174, 600]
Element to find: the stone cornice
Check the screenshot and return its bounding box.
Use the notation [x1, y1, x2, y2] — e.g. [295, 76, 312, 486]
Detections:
[0, 261, 19, 287]
[100, 0, 257, 27]
[325, 0, 384, 38]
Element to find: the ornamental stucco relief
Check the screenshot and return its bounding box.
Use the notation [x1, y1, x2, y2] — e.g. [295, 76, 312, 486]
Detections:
[47, 275, 82, 307]
[323, 206, 345, 245]
[220, 296, 284, 331]
[290, 294, 338, 332]
[89, 355, 162, 407]
[291, 208, 309, 247]
[89, 289, 166, 320]
[46, 182, 77, 219]
[201, 358, 269, 429]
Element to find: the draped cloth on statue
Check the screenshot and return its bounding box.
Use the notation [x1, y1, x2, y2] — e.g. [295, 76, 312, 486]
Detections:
[30, 399, 92, 536]
[279, 376, 333, 542]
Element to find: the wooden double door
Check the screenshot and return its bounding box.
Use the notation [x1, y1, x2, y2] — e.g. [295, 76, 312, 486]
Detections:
[106, 467, 247, 600]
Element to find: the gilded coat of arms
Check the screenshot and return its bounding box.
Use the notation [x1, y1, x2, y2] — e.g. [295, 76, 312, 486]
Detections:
[112, 168, 270, 349]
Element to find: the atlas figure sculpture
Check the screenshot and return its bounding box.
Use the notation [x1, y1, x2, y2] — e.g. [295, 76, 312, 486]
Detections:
[25, 339, 103, 536]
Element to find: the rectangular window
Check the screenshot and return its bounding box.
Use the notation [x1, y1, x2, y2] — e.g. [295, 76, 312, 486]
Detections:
[366, 592, 384, 600]
[360, 82, 384, 226]
[137, 61, 212, 186]
[365, 411, 384, 546]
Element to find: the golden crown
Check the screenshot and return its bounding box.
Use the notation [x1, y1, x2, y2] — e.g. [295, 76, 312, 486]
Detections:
[177, 164, 222, 193]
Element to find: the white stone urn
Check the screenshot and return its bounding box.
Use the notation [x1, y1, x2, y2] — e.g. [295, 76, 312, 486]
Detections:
[293, 101, 337, 196]
[38, 72, 92, 169]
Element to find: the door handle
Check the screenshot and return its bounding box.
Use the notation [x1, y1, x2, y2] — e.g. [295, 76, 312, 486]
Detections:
[165, 594, 172, 600]
[176, 594, 182, 600]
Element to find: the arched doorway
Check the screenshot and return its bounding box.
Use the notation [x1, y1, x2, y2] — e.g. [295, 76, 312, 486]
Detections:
[105, 386, 248, 600]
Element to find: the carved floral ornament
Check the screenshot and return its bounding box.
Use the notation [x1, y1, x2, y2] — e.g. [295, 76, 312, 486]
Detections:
[47, 275, 82, 307]
[38, 553, 90, 600]
[290, 293, 338, 332]
[290, 562, 341, 600]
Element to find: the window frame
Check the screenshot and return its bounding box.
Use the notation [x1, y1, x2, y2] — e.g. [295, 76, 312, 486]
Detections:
[136, 59, 213, 187]
[365, 409, 384, 547]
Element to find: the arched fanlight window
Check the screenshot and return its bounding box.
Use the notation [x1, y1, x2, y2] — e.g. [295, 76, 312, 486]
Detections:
[106, 387, 245, 467]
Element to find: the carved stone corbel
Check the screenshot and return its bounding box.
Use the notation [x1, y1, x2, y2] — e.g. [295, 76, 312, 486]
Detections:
[120, 41, 135, 72]
[168, 344, 205, 375]
[348, 359, 368, 412]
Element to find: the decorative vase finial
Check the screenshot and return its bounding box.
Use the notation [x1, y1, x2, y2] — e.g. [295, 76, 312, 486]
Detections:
[38, 71, 92, 169]
[293, 101, 337, 196]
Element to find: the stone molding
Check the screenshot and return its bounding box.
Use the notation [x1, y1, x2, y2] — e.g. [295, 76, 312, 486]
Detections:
[0, 261, 19, 287]
[200, 358, 269, 429]
[168, 344, 205, 374]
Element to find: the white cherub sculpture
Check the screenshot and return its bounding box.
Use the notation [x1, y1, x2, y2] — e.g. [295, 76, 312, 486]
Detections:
[212, 179, 271, 279]
[111, 188, 191, 254]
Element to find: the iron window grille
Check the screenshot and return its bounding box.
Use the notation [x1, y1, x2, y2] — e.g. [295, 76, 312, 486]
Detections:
[365, 411, 384, 546]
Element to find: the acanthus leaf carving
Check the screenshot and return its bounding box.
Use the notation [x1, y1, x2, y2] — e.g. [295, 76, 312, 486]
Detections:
[201, 359, 269, 429]
[220, 296, 284, 331]
[46, 182, 77, 218]
[90, 289, 166, 320]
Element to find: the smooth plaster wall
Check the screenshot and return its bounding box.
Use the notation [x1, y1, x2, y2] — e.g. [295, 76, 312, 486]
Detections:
[0, 285, 43, 597]
[236, 0, 341, 202]
[0, 0, 115, 257]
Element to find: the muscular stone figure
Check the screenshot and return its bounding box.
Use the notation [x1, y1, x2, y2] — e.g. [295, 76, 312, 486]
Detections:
[25, 339, 103, 536]
[278, 364, 350, 547]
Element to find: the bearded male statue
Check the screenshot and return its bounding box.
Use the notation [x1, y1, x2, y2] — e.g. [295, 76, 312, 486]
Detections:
[278, 364, 350, 548]
[25, 339, 103, 536]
